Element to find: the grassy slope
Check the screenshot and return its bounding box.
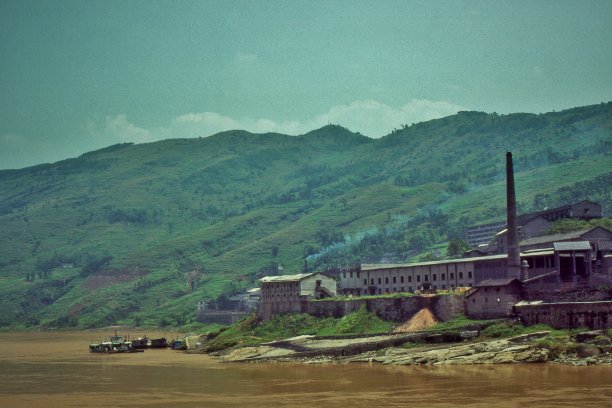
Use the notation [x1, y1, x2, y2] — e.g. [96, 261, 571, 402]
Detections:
[203, 308, 394, 352]
[0, 103, 611, 329]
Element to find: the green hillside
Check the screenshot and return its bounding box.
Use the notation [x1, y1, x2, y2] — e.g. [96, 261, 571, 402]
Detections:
[1, 102, 611, 329]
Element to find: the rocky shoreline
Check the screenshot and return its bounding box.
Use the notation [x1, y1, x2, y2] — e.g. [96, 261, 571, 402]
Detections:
[209, 329, 612, 366]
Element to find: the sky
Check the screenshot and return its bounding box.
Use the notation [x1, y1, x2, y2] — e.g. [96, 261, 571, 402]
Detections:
[1, 0, 611, 169]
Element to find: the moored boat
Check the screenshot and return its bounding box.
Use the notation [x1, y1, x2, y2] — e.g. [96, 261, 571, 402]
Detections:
[148, 337, 168, 348]
[89, 332, 144, 353]
[170, 339, 187, 350]
[131, 336, 150, 349]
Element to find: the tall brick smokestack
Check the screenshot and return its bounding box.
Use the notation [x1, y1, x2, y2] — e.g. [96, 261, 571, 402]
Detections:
[506, 151, 522, 279]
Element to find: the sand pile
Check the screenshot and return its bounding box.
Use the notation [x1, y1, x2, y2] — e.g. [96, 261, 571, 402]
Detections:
[394, 308, 438, 333]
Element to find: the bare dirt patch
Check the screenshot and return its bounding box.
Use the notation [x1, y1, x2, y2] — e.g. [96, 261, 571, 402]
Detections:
[82, 267, 148, 290]
[394, 308, 438, 333]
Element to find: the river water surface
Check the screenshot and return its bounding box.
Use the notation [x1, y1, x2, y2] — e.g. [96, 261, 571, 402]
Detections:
[0, 331, 610, 407]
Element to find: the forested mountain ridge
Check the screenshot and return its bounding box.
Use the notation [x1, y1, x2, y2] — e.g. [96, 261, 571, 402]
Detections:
[1, 102, 610, 329]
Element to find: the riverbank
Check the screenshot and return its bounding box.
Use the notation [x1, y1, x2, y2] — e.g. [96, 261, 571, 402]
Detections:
[3, 331, 612, 408]
[209, 329, 612, 366]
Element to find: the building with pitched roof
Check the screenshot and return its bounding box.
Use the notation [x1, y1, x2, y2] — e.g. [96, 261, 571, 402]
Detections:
[465, 200, 603, 247]
[465, 278, 523, 319]
[259, 272, 337, 320]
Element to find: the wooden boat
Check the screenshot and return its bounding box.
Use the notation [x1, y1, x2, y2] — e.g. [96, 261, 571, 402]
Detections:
[131, 336, 150, 349]
[148, 337, 168, 348]
[170, 339, 187, 350]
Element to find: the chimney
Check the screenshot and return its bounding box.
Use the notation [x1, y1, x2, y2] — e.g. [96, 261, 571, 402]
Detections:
[304, 258, 308, 273]
[506, 151, 522, 279]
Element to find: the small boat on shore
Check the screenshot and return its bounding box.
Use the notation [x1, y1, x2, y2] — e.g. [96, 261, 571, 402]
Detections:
[170, 339, 187, 350]
[148, 337, 168, 348]
[131, 336, 150, 349]
[89, 332, 144, 353]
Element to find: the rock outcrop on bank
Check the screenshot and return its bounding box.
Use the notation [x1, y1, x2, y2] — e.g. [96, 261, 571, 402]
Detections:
[212, 329, 612, 366]
[215, 333, 417, 362]
[357, 332, 551, 365]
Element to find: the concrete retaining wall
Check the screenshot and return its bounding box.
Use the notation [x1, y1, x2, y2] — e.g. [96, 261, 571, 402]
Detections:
[515, 301, 612, 329]
[196, 310, 249, 325]
[304, 294, 465, 322]
[524, 288, 612, 303]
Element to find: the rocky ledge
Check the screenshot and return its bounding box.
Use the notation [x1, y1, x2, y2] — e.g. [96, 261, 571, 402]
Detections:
[215, 330, 612, 366]
[355, 332, 552, 365]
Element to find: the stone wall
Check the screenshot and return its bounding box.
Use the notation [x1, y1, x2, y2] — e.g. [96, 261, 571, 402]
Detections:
[515, 301, 612, 329]
[197, 310, 249, 325]
[435, 293, 469, 321]
[304, 294, 465, 322]
[525, 287, 612, 303]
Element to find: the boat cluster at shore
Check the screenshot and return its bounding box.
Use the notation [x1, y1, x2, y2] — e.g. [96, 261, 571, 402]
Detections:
[89, 332, 186, 353]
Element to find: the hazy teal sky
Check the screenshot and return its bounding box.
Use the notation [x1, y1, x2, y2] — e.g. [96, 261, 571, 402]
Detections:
[1, 0, 611, 169]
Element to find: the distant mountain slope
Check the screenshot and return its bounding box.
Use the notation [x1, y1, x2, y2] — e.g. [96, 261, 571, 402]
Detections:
[0, 103, 610, 329]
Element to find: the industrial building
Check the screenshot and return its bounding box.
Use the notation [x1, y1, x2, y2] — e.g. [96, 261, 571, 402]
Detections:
[465, 200, 603, 248]
[259, 272, 337, 320]
[254, 152, 611, 328]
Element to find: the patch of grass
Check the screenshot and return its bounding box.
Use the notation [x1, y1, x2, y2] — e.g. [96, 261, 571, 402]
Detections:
[252, 313, 336, 339]
[426, 314, 489, 332]
[319, 305, 394, 335]
[203, 307, 394, 352]
[400, 342, 420, 349]
[533, 337, 581, 359]
[427, 316, 573, 342]
[480, 322, 555, 339]
[203, 314, 261, 351]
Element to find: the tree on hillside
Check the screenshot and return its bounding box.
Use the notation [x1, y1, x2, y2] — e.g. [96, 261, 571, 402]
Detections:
[419, 252, 440, 262]
[80, 254, 113, 277]
[184, 267, 204, 292]
[544, 218, 612, 236]
[447, 238, 471, 259]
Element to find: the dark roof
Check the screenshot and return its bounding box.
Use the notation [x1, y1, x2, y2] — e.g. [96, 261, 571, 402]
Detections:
[516, 213, 542, 225]
[553, 241, 591, 251]
[361, 254, 507, 270]
[523, 270, 559, 284]
[474, 278, 522, 287]
[599, 241, 612, 251]
[465, 278, 522, 298]
[517, 200, 600, 223]
[520, 228, 593, 247]
[520, 226, 612, 247]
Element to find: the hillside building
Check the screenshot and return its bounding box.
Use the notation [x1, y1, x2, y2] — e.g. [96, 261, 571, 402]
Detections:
[465, 278, 523, 319]
[339, 226, 612, 297]
[465, 220, 507, 247]
[339, 250, 556, 296]
[464, 200, 603, 248]
[196, 288, 261, 324]
[259, 272, 337, 320]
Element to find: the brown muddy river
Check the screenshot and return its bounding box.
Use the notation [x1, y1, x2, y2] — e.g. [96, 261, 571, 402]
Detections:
[0, 331, 610, 407]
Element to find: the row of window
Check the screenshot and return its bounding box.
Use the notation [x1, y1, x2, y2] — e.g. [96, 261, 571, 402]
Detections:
[369, 284, 465, 294]
[265, 282, 300, 289]
[262, 292, 301, 300]
[361, 271, 472, 286]
[471, 296, 501, 303]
